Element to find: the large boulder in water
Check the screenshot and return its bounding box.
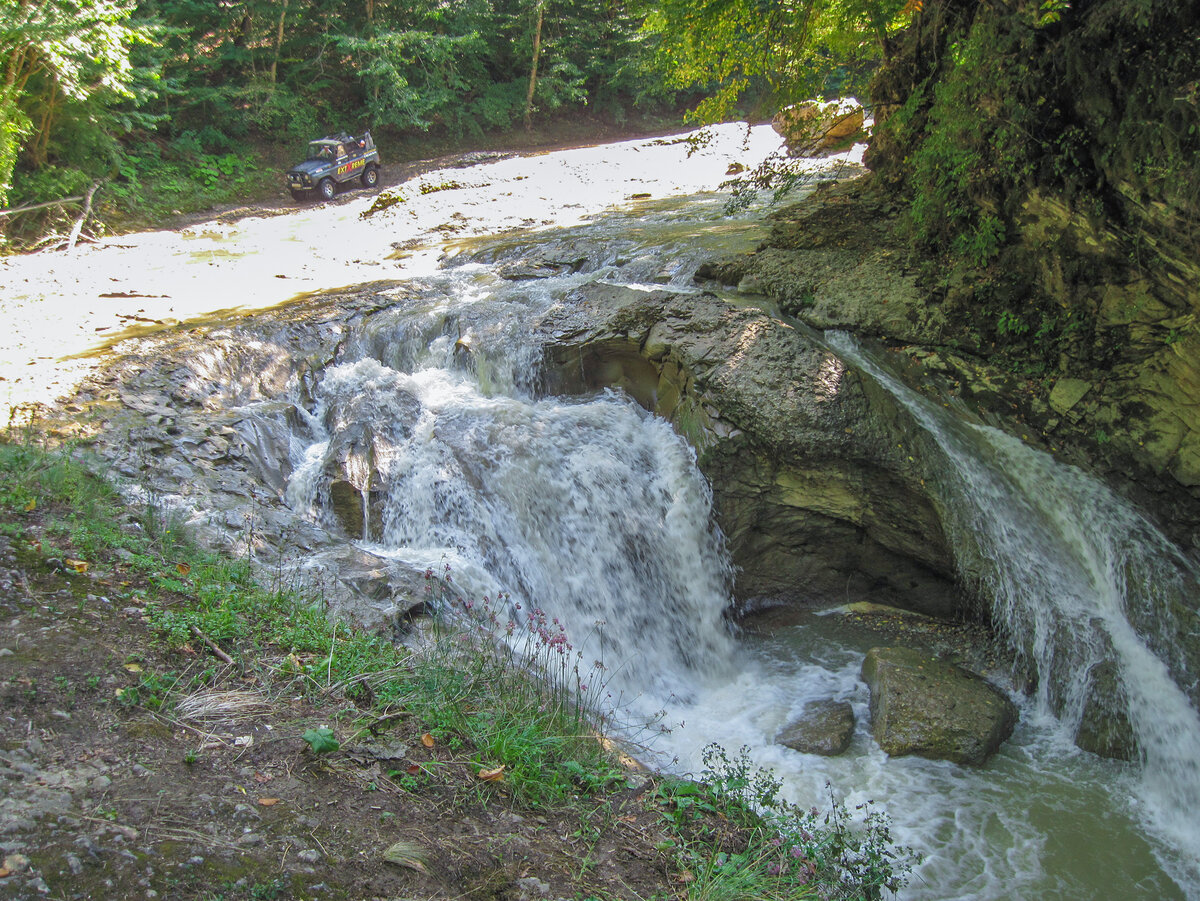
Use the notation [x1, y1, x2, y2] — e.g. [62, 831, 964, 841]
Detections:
[861, 646, 1018, 765]
[777, 699, 856, 756]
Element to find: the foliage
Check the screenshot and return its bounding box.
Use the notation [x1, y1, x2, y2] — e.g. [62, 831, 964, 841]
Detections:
[641, 0, 914, 124]
[1, 0, 678, 246]
[301, 726, 340, 754]
[0, 0, 158, 211]
[686, 744, 912, 900]
[873, 0, 1199, 362]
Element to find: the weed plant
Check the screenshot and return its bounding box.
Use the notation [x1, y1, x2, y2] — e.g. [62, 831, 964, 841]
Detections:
[673, 745, 911, 900]
[407, 564, 634, 804]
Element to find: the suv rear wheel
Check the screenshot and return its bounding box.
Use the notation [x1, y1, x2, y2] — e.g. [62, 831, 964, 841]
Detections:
[361, 165, 379, 188]
[318, 178, 336, 201]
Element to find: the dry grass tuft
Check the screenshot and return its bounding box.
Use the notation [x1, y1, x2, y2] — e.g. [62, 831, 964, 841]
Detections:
[174, 689, 274, 724]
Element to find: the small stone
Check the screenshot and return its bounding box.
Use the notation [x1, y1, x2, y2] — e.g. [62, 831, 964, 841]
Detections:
[0, 648, 13, 657]
[2, 853, 30, 873]
[131, 764, 152, 778]
[517, 876, 551, 898]
[66, 854, 83, 875]
[236, 833, 264, 847]
[297, 849, 321, 864]
[186, 856, 204, 866]
[90, 775, 113, 793]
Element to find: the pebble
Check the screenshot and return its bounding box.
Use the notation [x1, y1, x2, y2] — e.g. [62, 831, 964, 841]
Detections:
[517, 876, 551, 898]
[2, 853, 30, 872]
[90, 775, 113, 793]
[0, 648, 12, 657]
[131, 764, 152, 777]
[297, 848, 321, 864]
[66, 853, 83, 875]
[236, 833, 265, 847]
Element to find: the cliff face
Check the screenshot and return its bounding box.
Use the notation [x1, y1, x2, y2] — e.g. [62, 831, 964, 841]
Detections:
[862, 0, 1200, 549]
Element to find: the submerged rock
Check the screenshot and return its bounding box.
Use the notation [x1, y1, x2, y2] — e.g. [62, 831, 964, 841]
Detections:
[861, 646, 1018, 765]
[777, 699, 855, 756]
[1074, 660, 1137, 761]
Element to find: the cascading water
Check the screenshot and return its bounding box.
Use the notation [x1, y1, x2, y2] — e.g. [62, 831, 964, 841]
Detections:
[243, 152, 1200, 899]
[824, 330, 1200, 890]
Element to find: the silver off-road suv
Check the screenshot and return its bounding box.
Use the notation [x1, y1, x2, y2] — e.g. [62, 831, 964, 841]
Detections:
[286, 131, 381, 201]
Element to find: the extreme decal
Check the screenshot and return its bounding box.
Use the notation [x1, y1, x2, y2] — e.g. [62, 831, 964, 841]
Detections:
[337, 158, 366, 177]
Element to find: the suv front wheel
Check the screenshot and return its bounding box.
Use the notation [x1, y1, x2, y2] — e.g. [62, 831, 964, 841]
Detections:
[361, 165, 379, 188]
[318, 178, 336, 201]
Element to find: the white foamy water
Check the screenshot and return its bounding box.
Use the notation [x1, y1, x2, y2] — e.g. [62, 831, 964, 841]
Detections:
[240, 135, 1200, 899]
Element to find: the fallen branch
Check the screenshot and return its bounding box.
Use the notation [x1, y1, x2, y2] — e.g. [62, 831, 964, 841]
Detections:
[190, 625, 235, 665]
[66, 182, 101, 253]
[0, 194, 86, 218]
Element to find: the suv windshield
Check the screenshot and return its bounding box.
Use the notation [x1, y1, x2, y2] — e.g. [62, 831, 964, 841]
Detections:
[307, 142, 335, 161]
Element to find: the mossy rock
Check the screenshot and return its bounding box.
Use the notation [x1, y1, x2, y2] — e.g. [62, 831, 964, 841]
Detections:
[861, 646, 1017, 765]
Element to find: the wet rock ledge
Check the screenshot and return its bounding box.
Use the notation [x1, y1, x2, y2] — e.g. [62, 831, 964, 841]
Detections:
[538, 282, 965, 618]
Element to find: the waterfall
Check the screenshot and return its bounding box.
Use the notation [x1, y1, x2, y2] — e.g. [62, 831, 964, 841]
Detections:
[280, 280, 738, 691]
[220, 158, 1200, 897]
[824, 330, 1200, 882]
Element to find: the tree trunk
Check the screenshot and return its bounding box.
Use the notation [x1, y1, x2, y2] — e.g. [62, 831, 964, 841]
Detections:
[523, 1, 544, 133]
[269, 0, 290, 85]
[30, 76, 58, 167]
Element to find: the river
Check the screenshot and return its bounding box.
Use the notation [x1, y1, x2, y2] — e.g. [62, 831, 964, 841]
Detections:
[57, 125, 1200, 898]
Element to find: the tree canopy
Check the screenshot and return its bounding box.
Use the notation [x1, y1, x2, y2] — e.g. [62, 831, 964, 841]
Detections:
[641, 0, 913, 123]
[1, 0, 156, 208]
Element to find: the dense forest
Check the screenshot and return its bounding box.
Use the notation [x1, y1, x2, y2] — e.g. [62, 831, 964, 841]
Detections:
[0, 0, 905, 246]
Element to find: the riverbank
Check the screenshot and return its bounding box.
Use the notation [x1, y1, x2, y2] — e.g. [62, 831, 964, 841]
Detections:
[0, 438, 909, 900]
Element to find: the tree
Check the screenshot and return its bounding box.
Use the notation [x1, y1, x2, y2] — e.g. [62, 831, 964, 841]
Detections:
[524, 0, 545, 130]
[0, 0, 155, 207]
[641, 0, 912, 123]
